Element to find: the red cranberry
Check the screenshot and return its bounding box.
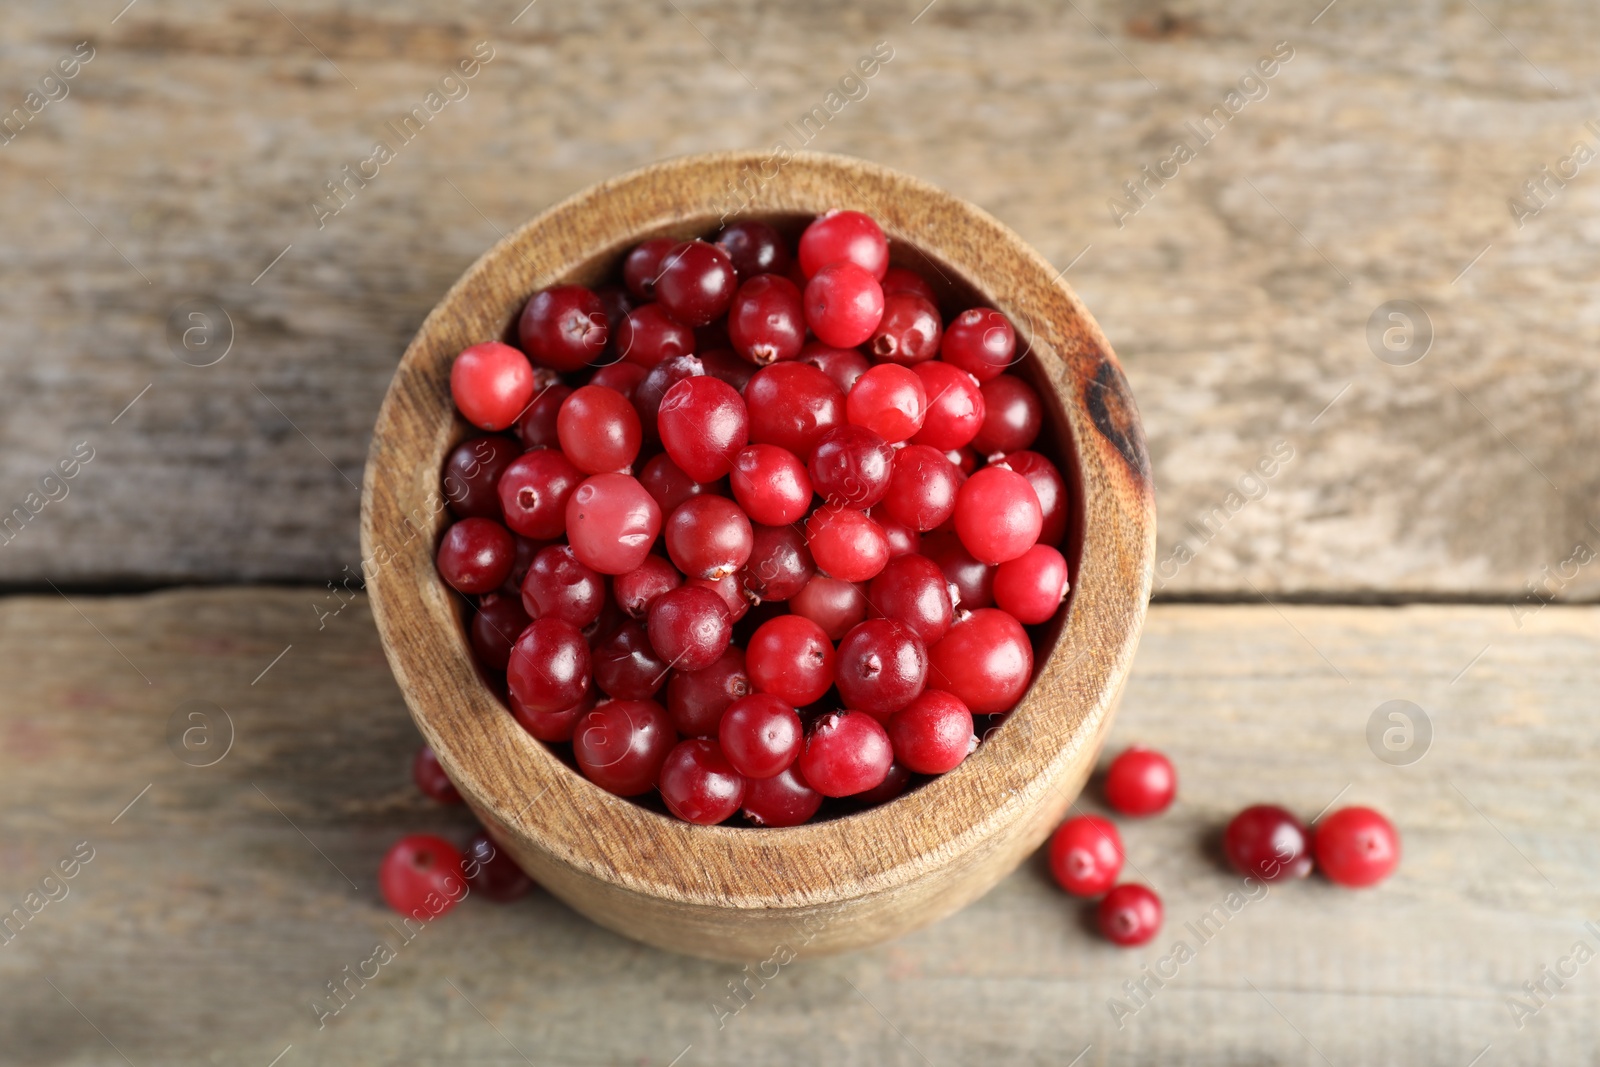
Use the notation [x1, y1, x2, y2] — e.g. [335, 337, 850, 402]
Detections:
[557, 385, 642, 474]
[379, 835, 465, 919]
[727, 274, 806, 365]
[497, 449, 583, 540]
[437, 517, 515, 594]
[519, 285, 608, 371]
[868, 553, 955, 644]
[666, 646, 749, 736]
[881, 266, 936, 304]
[412, 744, 463, 804]
[835, 619, 928, 717]
[647, 584, 733, 672]
[623, 237, 677, 300]
[638, 452, 709, 516]
[513, 383, 571, 450]
[927, 533, 994, 609]
[999, 451, 1069, 547]
[634, 354, 704, 442]
[450, 342, 535, 431]
[1097, 884, 1162, 946]
[659, 738, 746, 824]
[591, 621, 670, 700]
[658, 376, 749, 482]
[1224, 805, 1314, 882]
[664, 494, 754, 580]
[971, 375, 1043, 456]
[510, 689, 592, 743]
[719, 692, 803, 778]
[520, 544, 605, 628]
[573, 699, 675, 796]
[614, 554, 683, 620]
[1313, 807, 1401, 887]
[799, 341, 870, 393]
[564, 473, 661, 575]
[743, 523, 816, 602]
[463, 832, 535, 903]
[867, 292, 942, 365]
[807, 425, 893, 509]
[804, 261, 884, 348]
[806, 505, 890, 583]
[716, 220, 792, 278]
[880, 445, 960, 532]
[940, 307, 1016, 382]
[853, 760, 912, 805]
[1048, 815, 1123, 897]
[741, 765, 823, 826]
[656, 239, 737, 326]
[847, 363, 927, 443]
[506, 616, 591, 713]
[588, 360, 648, 401]
[789, 574, 869, 640]
[954, 466, 1042, 564]
[946, 446, 979, 476]
[443, 435, 522, 520]
[730, 445, 813, 526]
[744, 361, 847, 459]
[470, 592, 531, 671]
[614, 303, 696, 368]
[928, 608, 1032, 713]
[798, 711, 893, 797]
[993, 544, 1070, 625]
[875, 513, 921, 558]
[503, 535, 543, 593]
[1104, 747, 1177, 817]
[746, 614, 835, 706]
[911, 361, 985, 450]
[887, 689, 974, 774]
[691, 573, 752, 623]
[594, 283, 634, 336]
[798, 210, 889, 279]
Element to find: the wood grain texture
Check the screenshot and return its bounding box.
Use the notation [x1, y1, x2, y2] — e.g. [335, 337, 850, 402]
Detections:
[3, 590, 1597, 1065]
[1, 1, 1597, 598]
[360, 151, 1154, 958]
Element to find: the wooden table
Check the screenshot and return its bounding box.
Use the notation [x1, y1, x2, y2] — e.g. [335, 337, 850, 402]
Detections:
[2, 2, 1596, 1064]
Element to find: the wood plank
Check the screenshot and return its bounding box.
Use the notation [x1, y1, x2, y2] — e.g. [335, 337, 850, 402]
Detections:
[2, 589, 1596, 1064]
[1, 1, 1597, 595]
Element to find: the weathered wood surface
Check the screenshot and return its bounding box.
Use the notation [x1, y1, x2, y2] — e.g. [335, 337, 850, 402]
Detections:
[1, 1, 1598, 597]
[3, 589, 1596, 1065]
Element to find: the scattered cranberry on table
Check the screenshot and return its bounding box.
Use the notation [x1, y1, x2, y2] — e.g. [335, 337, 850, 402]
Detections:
[378, 835, 467, 920]
[1048, 815, 1123, 897]
[1313, 806, 1401, 887]
[412, 744, 463, 805]
[1223, 804, 1314, 882]
[1097, 883, 1163, 946]
[1103, 745, 1177, 817]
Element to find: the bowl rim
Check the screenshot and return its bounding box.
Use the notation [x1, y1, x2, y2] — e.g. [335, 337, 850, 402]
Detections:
[361, 150, 1155, 911]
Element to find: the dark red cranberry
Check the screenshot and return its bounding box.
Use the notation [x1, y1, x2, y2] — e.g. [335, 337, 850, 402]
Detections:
[1098, 884, 1162, 946]
[744, 361, 847, 460]
[506, 616, 591, 713]
[666, 646, 749, 737]
[413, 744, 463, 804]
[647, 584, 733, 672]
[691, 573, 751, 624]
[513, 383, 571, 450]
[868, 553, 955, 644]
[835, 619, 928, 717]
[875, 513, 921, 559]
[799, 341, 871, 394]
[615, 303, 696, 368]
[807, 425, 893, 508]
[565, 473, 661, 575]
[470, 592, 532, 671]
[789, 574, 869, 641]
[940, 307, 1016, 382]
[798, 210, 889, 279]
[556, 385, 641, 475]
[509, 689, 592, 743]
[867, 292, 942, 365]
[593, 283, 635, 336]
[379, 835, 465, 919]
[520, 544, 605, 628]
[614, 554, 683, 620]
[659, 739, 746, 824]
[887, 689, 974, 774]
[798, 711, 893, 797]
[437, 517, 516, 595]
[927, 608, 1032, 713]
[880, 265, 936, 304]
[880, 445, 960, 532]
[658, 376, 749, 482]
[741, 765, 823, 826]
[746, 614, 835, 706]
[993, 544, 1070, 625]
[743, 523, 816, 603]
[573, 699, 675, 796]
[451, 342, 535, 431]
[971, 374, 1043, 456]
[622, 237, 678, 300]
[591, 621, 670, 700]
[1048, 815, 1124, 897]
[927, 533, 994, 609]
[911, 361, 985, 450]
[727, 274, 806, 365]
[463, 832, 535, 903]
[852, 759, 912, 805]
[716, 220, 793, 278]
[664, 494, 754, 580]
[519, 285, 609, 372]
[1104, 747, 1177, 817]
[954, 466, 1042, 565]
[443, 436, 521, 520]
[588, 360, 648, 402]
[633, 354, 704, 442]
[804, 261, 884, 348]
[1224, 805, 1314, 882]
[1313, 807, 1401, 887]
[719, 692, 803, 779]
[999, 451, 1069, 547]
[497, 449, 583, 541]
[655, 239, 737, 326]
[638, 452, 709, 516]
[696, 346, 758, 392]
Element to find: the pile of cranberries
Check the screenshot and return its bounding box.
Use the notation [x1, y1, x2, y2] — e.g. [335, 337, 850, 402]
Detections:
[432, 210, 1072, 826]
[1047, 745, 1402, 947]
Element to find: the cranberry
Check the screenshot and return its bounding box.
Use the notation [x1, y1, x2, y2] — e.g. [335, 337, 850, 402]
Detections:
[847, 363, 927, 444]
[807, 425, 893, 509]
[800, 341, 870, 393]
[1104, 746, 1177, 817]
[591, 621, 670, 700]
[519, 285, 609, 371]
[743, 523, 816, 602]
[615, 303, 696, 368]
[664, 494, 754, 580]
[658, 376, 749, 482]
[868, 553, 955, 644]
[442, 435, 521, 520]
[588, 360, 648, 401]
[557, 386, 641, 474]
[503, 535, 543, 593]
[887, 689, 974, 774]
[463, 832, 535, 903]
[520, 544, 605, 628]
[513, 383, 571, 450]
[1048, 815, 1123, 897]
[379, 835, 466, 919]
[867, 292, 942, 365]
[798, 210, 889, 279]
[1097, 884, 1162, 946]
[854, 760, 912, 805]
[573, 699, 676, 796]
[1000, 451, 1069, 547]
[730, 445, 813, 526]
[835, 619, 928, 717]
[506, 617, 591, 713]
[562, 473, 661, 575]
[594, 283, 635, 336]
[1224, 805, 1314, 882]
[450, 342, 535, 431]
[940, 307, 1016, 382]
[993, 544, 1070, 625]
[666, 646, 749, 736]
[928, 608, 1032, 713]
[806, 505, 890, 583]
[880, 265, 936, 304]
[697, 346, 757, 392]
[510, 688, 591, 743]
[746, 614, 835, 706]
[875, 513, 921, 559]
[954, 466, 1042, 564]
[614, 554, 683, 620]
[656, 239, 737, 326]
[719, 692, 803, 778]
[804, 261, 884, 348]
[647, 584, 733, 672]
[971, 375, 1043, 456]
[946, 446, 979, 476]
[691, 573, 752, 623]
[1313, 807, 1401, 888]
[716, 220, 792, 278]
[497, 449, 582, 541]
[744, 361, 846, 459]
[634, 354, 704, 442]
[437, 517, 515, 594]
[798, 711, 893, 797]
[928, 534, 995, 609]
[911, 361, 985, 450]
[880, 445, 960, 532]
[638, 452, 708, 516]
[470, 592, 532, 671]
[741, 765, 823, 826]
[727, 274, 806, 365]
[412, 744, 463, 804]
[789, 574, 869, 640]
[623, 237, 678, 300]
[659, 739, 746, 824]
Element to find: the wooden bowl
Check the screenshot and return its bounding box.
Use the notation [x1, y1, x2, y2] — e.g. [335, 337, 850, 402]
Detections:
[361, 151, 1154, 960]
